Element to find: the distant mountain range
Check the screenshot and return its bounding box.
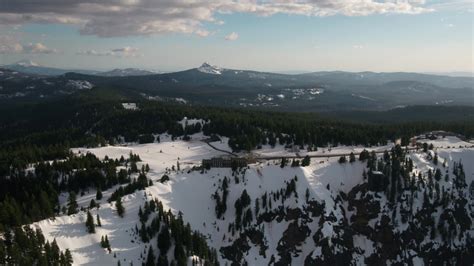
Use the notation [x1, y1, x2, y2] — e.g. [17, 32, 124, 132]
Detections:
[1, 60, 157, 77]
[1, 62, 473, 111]
[2, 60, 99, 76]
[99, 68, 157, 77]
[424, 71, 473, 77]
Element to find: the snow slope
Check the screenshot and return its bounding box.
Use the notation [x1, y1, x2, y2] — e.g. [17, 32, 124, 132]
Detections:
[33, 135, 474, 265]
[35, 193, 148, 265]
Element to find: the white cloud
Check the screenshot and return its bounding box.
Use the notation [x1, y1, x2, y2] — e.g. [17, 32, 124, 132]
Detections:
[23, 42, 57, 54]
[0, 0, 433, 38]
[77, 46, 142, 57]
[225, 32, 239, 41]
[0, 43, 23, 53]
[0, 36, 57, 54]
[195, 29, 211, 37]
[352, 44, 364, 49]
[76, 49, 111, 56]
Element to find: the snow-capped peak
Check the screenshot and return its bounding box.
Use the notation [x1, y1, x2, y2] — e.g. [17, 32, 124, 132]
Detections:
[14, 59, 41, 67]
[197, 62, 222, 75]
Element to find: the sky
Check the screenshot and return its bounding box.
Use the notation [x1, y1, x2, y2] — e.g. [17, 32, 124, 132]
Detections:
[0, 0, 473, 73]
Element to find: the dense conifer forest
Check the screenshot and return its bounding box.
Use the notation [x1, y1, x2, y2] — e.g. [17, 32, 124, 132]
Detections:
[1, 87, 473, 161]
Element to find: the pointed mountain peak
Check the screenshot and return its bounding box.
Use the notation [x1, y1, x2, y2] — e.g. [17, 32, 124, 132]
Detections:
[197, 62, 222, 75]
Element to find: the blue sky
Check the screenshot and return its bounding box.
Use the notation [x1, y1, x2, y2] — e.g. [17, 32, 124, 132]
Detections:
[0, 0, 472, 73]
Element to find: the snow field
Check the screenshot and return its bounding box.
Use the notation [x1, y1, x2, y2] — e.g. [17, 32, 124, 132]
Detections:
[33, 134, 474, 265]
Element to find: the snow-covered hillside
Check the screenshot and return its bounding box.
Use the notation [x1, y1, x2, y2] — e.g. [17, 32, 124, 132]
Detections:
[32, 134, 474, 265]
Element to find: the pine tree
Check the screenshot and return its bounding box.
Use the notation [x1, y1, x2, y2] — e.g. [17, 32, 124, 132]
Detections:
[51, 239, 60, 262]
[359, 149, 369, 161]
[423, 142, 428, 152]
[291, 159, 300, 167]
[89, 199, 96, 209]
[157, 255, 168, 266]
[86, 211, 95, 233]
[243, 208, 253, 227]
[158, 227, 171, 255]
[116, 197, 125, 217]
[145, 246, 155, 266]
[131, 161, 138, 173]
[64, 249, 73, 265]
[97, 213, 102, 227]
[105, 235, 111, 252]
[100, 235, 111, 250]
[0, 240, 5, 265]
[254, 198, 260, 217]
[67, 192, 78, 215]
[174, 244, 186, 266]
[60, 251, 67, 265]
[301, 155, 310, 166]
[39, 190, 54, 218]
[96, 188, 103, 200]
[349, 152, 356, 163]
[434, 169, 442, 182]
[338, 156, 347, 163]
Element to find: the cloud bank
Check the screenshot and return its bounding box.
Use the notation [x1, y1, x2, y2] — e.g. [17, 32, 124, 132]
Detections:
[77, 46, 142, 57]
[0, 0, 433, 37]
[0, 36, 57, 54]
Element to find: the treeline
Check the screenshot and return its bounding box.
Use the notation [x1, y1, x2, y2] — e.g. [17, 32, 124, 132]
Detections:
[2, 89, 474, 154]
[0, 226, 72, 265]
[83, 103, 474, 151]
[108, 172, 151, 202]
[138, 198, 219, 266]
[0, 152, 144, 230]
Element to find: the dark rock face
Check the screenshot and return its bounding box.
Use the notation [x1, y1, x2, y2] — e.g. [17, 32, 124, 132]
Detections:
[220, 235, 251, 265]
[246, 228, 268, 256]
[304, 200, 325, 218]
[275, 221, 311, 265]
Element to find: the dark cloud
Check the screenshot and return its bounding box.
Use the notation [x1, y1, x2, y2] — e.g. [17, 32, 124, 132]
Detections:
[0, 0, 432, 37]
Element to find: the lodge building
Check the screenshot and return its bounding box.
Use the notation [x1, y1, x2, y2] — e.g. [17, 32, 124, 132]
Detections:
[202, 157, 248, 168]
